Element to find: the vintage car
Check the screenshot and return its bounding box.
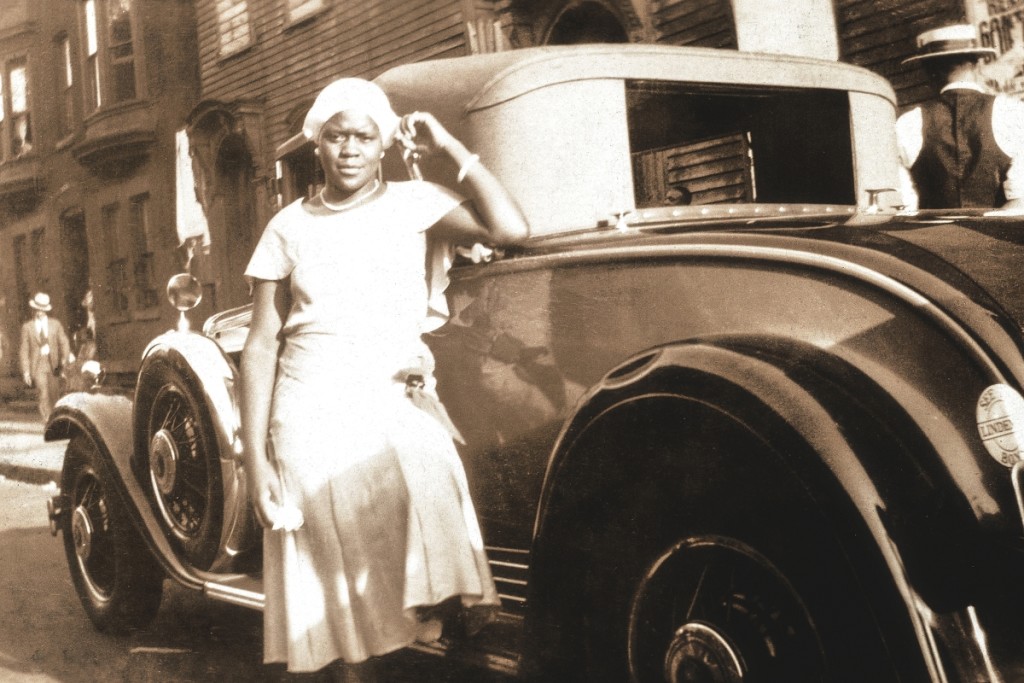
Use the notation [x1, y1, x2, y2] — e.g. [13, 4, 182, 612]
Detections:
[42, 44, 1024, 682]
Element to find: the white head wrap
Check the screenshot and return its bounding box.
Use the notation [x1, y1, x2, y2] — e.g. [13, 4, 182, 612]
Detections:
[302, 78, 401, 148]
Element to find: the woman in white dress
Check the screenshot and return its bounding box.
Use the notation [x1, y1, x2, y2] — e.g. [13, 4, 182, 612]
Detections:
[239, 78, 529, 679]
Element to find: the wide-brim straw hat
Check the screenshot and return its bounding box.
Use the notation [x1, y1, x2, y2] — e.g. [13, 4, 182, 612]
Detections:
[29, 292, 52, 312]
[903, 24, 997, 64]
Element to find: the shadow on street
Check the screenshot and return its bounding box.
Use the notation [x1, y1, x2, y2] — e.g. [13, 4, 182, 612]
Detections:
[0, 480, 514, 682]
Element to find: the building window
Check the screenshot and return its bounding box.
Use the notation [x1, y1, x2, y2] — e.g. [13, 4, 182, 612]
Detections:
[81, 0, 138, 111]
[280, 146, 321, 203]
[57, 35, 75, 136]
[217, 0, 252, 55]
[84, 0, 101, 110]
[286, 0, 324, 23]
[128, 193, 158, 308]
[0, 58, 32, 160]
[106, 0, 135, 103]
[102, 203, 130, 316]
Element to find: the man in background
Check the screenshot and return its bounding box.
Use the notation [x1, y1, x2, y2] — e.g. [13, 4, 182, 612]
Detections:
[897, 23, 1024, 210]
[19, 293, 73, 421]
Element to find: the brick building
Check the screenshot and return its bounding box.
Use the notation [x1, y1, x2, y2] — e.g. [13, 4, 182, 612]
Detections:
[0, 0, 977, 386]
[0, 0, 201, 385]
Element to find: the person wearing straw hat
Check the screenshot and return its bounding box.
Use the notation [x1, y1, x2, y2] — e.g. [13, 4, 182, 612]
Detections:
[896, 23, 1024, 210]
[240, 77, 528, 680]
[19, 292, 73, 420]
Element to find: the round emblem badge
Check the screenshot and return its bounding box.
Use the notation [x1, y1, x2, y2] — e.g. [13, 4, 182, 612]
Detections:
[976, 384, 1024, 467]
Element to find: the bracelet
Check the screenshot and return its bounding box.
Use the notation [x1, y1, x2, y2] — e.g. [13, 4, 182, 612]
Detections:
[457, 153, 480, 183]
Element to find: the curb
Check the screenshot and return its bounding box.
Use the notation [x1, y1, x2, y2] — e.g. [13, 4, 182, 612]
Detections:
[0, 461, 60, 486]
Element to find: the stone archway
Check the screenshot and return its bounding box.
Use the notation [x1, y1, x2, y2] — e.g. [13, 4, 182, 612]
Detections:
[546, 1, 629, 44]
[211, 134, 258, 309]
[185, 100, 269, 313]
[505, 0, 652, 47]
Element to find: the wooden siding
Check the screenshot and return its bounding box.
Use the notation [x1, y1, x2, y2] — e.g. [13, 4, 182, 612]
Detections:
[652, 0, 737, 49]
[195, 0, 467, 162]
[633, 134, 751, 207]
[835, 0, 965, 108]
[650, 0, 964, 108]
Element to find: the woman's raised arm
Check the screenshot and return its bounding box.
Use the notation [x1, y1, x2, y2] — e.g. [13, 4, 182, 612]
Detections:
[398, 111, 529, 246]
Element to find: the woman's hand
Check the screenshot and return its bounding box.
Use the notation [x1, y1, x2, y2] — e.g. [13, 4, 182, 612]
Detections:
[246, 455, 283, 529]
[398, 111, 456, 158]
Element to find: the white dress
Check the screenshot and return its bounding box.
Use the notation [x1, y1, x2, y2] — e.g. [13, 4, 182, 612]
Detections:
[244, 181, 499, 672]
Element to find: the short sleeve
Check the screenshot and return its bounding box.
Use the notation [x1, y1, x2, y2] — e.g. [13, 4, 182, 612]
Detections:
[412, 181, 465, 233]
[409, 182, 465, 331]
[993, 96, 1024, 157]
[994, 97, 1024, 201]
[895, 107, 922, 169]
[244, 212, 296, 289]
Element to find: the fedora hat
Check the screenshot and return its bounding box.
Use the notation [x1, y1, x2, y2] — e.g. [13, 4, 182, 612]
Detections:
[28, 292, 52, 312]
[903, 24, 997, 64]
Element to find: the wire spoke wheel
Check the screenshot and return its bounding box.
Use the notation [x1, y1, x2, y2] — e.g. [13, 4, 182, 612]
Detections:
[137, 361, 223, 569]
[70, 471, 117, 604]
[628, 536, 824, 683]
[61, 435, 163, 633]
[148, 384, 210, 541]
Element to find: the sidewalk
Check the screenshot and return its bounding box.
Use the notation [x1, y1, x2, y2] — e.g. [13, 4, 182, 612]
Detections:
[0, 400, 66, 485]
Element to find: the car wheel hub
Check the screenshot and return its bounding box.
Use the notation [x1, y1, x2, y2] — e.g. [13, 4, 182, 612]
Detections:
[149, 429, 178, 496]
[629, 536, 824, 682]
[664, 622, 744, 683]
[71, 505, 94, 562]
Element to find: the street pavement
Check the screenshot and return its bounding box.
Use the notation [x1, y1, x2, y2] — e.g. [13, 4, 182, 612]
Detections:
[0, 402, 513, 681]
[0, 475, 511, 682]
[0, 401, 65, 486]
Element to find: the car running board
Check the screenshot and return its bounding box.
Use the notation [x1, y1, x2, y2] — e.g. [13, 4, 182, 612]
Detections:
[202, 574, 522, 676]
[203, 574, 264, 611]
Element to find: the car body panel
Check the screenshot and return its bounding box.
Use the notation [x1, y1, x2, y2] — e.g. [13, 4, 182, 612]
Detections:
[432, 228, 1017, 543]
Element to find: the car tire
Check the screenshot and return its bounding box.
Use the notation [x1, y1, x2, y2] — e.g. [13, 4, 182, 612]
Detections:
[544, 401, 921, 683]
[578, 484, 910, 683]
[61, 434, 164, 634]
[137, 360, 224, 570]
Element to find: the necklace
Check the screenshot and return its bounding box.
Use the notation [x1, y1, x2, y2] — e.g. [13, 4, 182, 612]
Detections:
[319, 180, 381, 212]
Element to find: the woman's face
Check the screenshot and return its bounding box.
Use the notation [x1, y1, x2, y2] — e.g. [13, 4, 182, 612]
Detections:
[317, 111, 384, 195]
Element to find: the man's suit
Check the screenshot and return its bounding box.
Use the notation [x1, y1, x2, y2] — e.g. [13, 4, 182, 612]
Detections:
[20, 316, 71, 420]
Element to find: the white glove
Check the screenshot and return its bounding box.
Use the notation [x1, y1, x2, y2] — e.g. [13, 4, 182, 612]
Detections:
[263, 494, 304, 531]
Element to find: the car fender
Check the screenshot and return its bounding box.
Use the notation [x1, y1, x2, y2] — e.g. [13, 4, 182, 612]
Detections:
[136, 330, 256, 571]
[45, 392, 205, 591]
[529, 337, 1017, 680]
[46, 392, 134, 477]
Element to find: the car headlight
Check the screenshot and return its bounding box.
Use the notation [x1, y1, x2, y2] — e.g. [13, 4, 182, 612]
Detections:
[166, 273, 203, 332]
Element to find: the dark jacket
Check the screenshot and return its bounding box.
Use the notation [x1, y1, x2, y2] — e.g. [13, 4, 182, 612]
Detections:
[911, 89, 1012, 208]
